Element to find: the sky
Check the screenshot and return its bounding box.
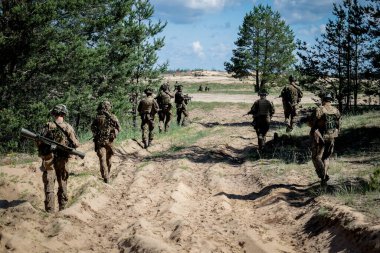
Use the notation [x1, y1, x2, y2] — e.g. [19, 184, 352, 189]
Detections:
[152, 0, 342, 71]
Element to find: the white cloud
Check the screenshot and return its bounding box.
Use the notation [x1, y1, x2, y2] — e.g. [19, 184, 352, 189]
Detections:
[186, 0, 228, 11]
[273, 0, 341, 24]
[192, 41, 205, 58]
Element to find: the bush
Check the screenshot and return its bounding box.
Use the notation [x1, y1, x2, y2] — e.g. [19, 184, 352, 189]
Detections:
[369, 168, 380, 191]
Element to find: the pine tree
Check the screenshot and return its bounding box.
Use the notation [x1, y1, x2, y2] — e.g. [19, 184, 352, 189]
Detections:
[224, 5, 295, 91]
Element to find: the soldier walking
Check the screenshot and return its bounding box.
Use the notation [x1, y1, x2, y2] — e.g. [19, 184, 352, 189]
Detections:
[91, 100, 121, 183]
[247, 89, 275, 150]
[309, 94, 341, 186]
[156, 83, 174, 133]
[138, 88, 159, 148]
[175, 84, 190, 126]
[280, 75, 303, 132]
[38, 104, 80, 213]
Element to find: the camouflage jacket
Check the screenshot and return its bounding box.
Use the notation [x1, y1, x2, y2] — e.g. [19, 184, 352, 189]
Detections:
[248, 98, 275, 117]
[39, 121, 79, 156]
[310, 104, 341, 138]
[138, 96, 159, 115]
[91, 111, 121, 145]
[281, 83, 303, 106]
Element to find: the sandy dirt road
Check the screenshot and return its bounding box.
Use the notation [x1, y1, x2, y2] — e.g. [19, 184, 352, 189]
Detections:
[0, 95, 379, 253]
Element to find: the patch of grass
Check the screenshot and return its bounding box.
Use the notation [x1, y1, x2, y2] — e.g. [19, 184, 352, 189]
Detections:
[0, 172, 6, 186]
[317, 206, 330, 217]
[19, 189, 29, 199]
[189, 101, 247, 112]
[137, 161, 151, 170]
[70, 171, 94, 178]
[0, 153, 37, 166]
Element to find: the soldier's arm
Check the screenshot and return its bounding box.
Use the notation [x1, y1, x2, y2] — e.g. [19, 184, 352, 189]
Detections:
[67, 124, 80, 148]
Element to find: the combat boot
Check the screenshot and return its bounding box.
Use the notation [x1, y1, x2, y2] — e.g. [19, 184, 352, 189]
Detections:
[143, 140, 149, 149]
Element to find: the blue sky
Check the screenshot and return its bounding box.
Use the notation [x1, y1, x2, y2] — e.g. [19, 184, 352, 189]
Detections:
[152, 0, 342, 70]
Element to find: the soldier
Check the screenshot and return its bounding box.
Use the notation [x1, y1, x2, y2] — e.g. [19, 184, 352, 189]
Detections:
[175, 84, 190, 126]
[38, 104, 80, 213]
[138, 88, 159, 148]
[91, 100, 121, 183]
[247, 89, 275, 150]
[309, 94, 341, 186]
[156, 83, 174, 133]
[280, 75, 303, 132]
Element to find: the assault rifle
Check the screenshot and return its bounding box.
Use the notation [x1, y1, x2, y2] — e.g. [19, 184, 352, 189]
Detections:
[184, 94, 192, 102]
[21, 128, 85, 159]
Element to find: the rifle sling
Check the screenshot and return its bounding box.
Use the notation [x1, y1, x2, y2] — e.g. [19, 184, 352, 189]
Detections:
[54, 121, 75, 148]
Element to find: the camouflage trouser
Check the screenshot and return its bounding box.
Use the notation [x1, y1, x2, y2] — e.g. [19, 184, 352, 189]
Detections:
[283, 104, 297, 131]
[96, 143, 114, 183]
[311, 136, 334, 180]
[141, 113, 155, 145]
[254, 115, 270, 150]
[158, 104, 172, 132]
[176, 104, 189, 126]
[42, 153, 69, 213]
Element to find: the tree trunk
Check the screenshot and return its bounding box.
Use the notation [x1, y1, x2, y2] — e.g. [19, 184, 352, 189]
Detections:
[255, 70, 260, 92]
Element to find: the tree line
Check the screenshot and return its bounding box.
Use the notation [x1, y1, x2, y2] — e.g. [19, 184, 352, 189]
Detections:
[225, 0, 379, 111]
[0, 0, 167, 153]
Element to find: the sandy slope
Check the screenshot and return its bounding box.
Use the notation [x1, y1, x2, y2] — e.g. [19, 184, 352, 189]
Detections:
[1, 98, 379, 253]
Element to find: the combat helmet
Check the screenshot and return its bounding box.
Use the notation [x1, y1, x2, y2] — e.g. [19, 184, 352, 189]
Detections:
[323, 93, 334, 102]
[144, 88, 153, 95]
[97, 100, 112, 112]
[51, 104, 68, 116]
[259, 88, 268, 96]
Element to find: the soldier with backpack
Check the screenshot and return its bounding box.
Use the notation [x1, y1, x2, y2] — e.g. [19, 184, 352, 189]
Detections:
[138, 88, 160, 148]
[91, 100, 121, 183]
[280, 75, 303, 132]
[247, 89, 275, 150]
[156, 83, 174, 133]
[175, 84, 190, 126]
[309, 94, 341, 186]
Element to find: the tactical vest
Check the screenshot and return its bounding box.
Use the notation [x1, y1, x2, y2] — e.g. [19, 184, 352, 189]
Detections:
[161, 92, 171, 104]
[256, 99, 273, 116]
[175, 92, 184, 104]
[322, 112, 338, 134]
[140, 97, 154, 113]
[93, 114, 113, 145]
[46, 122, 69, 146]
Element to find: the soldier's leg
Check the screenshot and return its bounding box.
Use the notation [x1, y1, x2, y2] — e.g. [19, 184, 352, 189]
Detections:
[97, 146, 108, 181]
[141, 118, 149, 148]
[177, 108, 182, 125]
[55, 157, 69, 210]
[106, 144, 114, 175]
[148, 118, 155, 146]
[42, 154, 56, 213]
[158, 111, 165, 133]
[322, 139, 335, 182]
[311, 138, 326, 182]
[181, 108, 189, 126]
[165, 108, 172, 132]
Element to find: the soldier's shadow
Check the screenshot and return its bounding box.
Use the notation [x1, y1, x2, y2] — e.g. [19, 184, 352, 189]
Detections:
[215, 183, 319, 208]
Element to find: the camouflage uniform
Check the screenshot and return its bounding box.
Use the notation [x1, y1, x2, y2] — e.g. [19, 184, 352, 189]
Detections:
[309, 94, 341, 186]
[91, 101, 121, 183]
[38, 104, 79, 213]
[248, 91, 275, 150]
[138, 88, 159, 148]
[280, 76, 303, 132]
[175, 86, 189, 126]
[156, 84, 173, 133]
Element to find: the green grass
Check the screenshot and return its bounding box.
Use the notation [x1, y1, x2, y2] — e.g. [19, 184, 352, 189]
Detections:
[188, 101, 248, 112]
